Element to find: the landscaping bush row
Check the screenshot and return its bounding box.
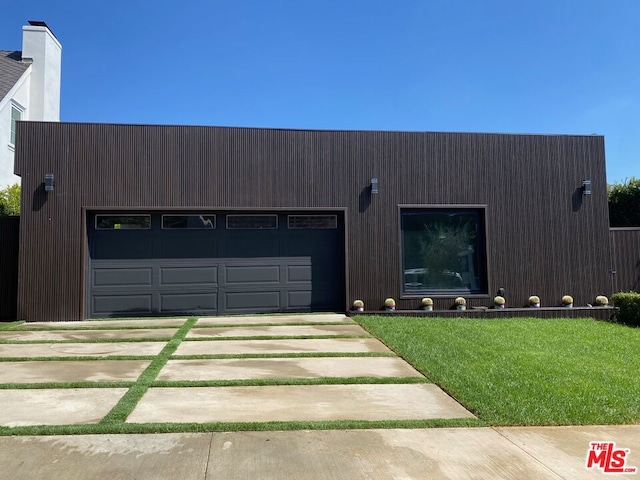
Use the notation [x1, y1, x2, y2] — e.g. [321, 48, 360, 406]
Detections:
[612, 292, 640, 326]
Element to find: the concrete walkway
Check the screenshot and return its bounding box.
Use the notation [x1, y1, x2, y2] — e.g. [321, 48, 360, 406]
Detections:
[0, 315, 638, 478]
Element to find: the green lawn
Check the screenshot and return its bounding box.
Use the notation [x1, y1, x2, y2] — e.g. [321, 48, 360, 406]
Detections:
[355, 316, 640, 426]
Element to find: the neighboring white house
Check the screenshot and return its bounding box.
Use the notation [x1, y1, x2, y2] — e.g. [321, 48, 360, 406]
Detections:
[0, 21, 61, 187]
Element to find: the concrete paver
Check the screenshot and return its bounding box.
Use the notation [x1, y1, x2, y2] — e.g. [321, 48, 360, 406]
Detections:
[174, 337, 392, 355]
[0, 328, 178, 341]
[186, 324, 369, 339]
[196, 314, 354, 325]
[14, 319, 188, 329]
[0, 433, 211, 480]
[127, 384, 475, 424]
[0, 360, 150, 383]
[0, 388, 128, 426]
[0, 341, 166, 358]
[157, 357, 424, 381]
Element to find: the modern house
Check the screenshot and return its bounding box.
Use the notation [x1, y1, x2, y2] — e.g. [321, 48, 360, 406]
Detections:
[0, 21, 61, 187]
[13, 122, 615, 321]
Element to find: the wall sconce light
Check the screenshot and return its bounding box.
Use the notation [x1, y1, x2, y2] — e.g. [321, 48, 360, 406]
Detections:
[45, 173, 54, 192]
[582, 179, 591, 195]
[370, 177, 379, 195]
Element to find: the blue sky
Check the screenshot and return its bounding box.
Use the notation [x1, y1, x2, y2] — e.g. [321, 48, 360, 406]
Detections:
[1, 1, 638, 183]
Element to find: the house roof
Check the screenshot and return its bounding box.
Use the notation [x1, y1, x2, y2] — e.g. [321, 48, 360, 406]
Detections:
[0, 50, 30, 102]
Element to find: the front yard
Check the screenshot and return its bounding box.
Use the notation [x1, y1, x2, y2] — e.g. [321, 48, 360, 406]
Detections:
[355, 316, 640, 426]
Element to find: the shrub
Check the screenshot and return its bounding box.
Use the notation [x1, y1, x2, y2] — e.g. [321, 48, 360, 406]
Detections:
[612, 292, 640, 326]
[562, 295, 573, 307]
[608, 177, 640, 227]
[420, 297, 433, 307]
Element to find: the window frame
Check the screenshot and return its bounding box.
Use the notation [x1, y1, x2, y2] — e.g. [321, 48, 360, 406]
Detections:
[398, 204, 490, 298]
[226, 214, 279, 230]
[161, 214, 216, 229]
[95, 214, 152, 230]
[287, 214, 338, 229]
[9, 103, 23, 147]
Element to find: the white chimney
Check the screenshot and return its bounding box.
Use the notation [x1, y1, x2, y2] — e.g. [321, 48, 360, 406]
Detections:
[21, 21, 62, 121]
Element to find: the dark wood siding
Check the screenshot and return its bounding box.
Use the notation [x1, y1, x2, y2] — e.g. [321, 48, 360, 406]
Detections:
[0, 216, 19, 320]
[15, 123, 612, 320]
[610, 228, 640, 293]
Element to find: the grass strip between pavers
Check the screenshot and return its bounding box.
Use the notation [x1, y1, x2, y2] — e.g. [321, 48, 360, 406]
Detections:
[0, 417, 484, 437]
[151, 376, 430, 388]
[99, 318, 198, 425]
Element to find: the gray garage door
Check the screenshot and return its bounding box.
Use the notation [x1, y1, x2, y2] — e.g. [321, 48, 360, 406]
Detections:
[87, 212, 345, 318]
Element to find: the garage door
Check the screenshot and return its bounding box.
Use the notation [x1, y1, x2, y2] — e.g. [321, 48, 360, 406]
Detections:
[87, 212, 345, 318]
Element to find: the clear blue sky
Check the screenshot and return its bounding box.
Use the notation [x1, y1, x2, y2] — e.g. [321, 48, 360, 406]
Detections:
[2, 0, 638, 183]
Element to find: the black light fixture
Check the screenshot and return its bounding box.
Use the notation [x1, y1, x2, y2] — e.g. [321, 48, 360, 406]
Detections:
[582, 179, 591, 195]
[45, 173, 54, 192]
[370, 177, 379, 195]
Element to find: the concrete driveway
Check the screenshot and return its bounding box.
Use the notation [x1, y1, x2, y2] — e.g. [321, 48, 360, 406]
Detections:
[0, 314, 638, 479]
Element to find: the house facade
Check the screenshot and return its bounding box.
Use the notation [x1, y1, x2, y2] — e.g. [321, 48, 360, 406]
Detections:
[14, 122, 613, 321]
[0, 21, 61, 187]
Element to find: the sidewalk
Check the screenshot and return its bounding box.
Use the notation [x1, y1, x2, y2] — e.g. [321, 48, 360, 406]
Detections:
[0, 315, 638, 479]
[1, 426, 638, 479]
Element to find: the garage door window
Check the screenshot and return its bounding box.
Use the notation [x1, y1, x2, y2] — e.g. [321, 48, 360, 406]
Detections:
[96, 215, 151, 230]
[227, 215, 278, 229]
[162, 215, 216, 229]
[288, 215, 337, 229]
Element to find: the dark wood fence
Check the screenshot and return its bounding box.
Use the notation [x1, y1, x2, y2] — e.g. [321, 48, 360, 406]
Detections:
[610, 228, 640, 293]
[0, 216, 19, 320]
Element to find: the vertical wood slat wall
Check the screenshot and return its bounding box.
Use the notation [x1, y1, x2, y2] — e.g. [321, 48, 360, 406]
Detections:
[610, 228, 640, 293]
[15, 123, 612, 321]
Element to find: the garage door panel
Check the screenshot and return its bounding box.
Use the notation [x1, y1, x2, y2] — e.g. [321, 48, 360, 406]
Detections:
[160, 293, 217, 312]
[287, 290, 312, 308]
[160, 237, 219, 259]
[93, 268, 153, 287]
[93, 237, 154, 260]
[224, 264, 281, 285]
[224, 237, 280, 258]
[160, 266, 218, 286]
[287, 265, 312, 282]
[93, 294, 153, 315]
[223, 291, 281, 311]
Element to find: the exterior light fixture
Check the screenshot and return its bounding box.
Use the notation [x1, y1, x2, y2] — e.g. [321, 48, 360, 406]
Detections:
[370, 177, 379, 195]
[45, 173, 54, 192]
[582, 179, 591, 195]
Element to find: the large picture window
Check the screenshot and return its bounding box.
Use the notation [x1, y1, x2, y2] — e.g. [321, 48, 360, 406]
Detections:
[401, 208, 487, 295]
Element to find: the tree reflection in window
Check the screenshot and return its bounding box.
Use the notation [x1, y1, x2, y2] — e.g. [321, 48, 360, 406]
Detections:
[402, 209, 487, 294]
